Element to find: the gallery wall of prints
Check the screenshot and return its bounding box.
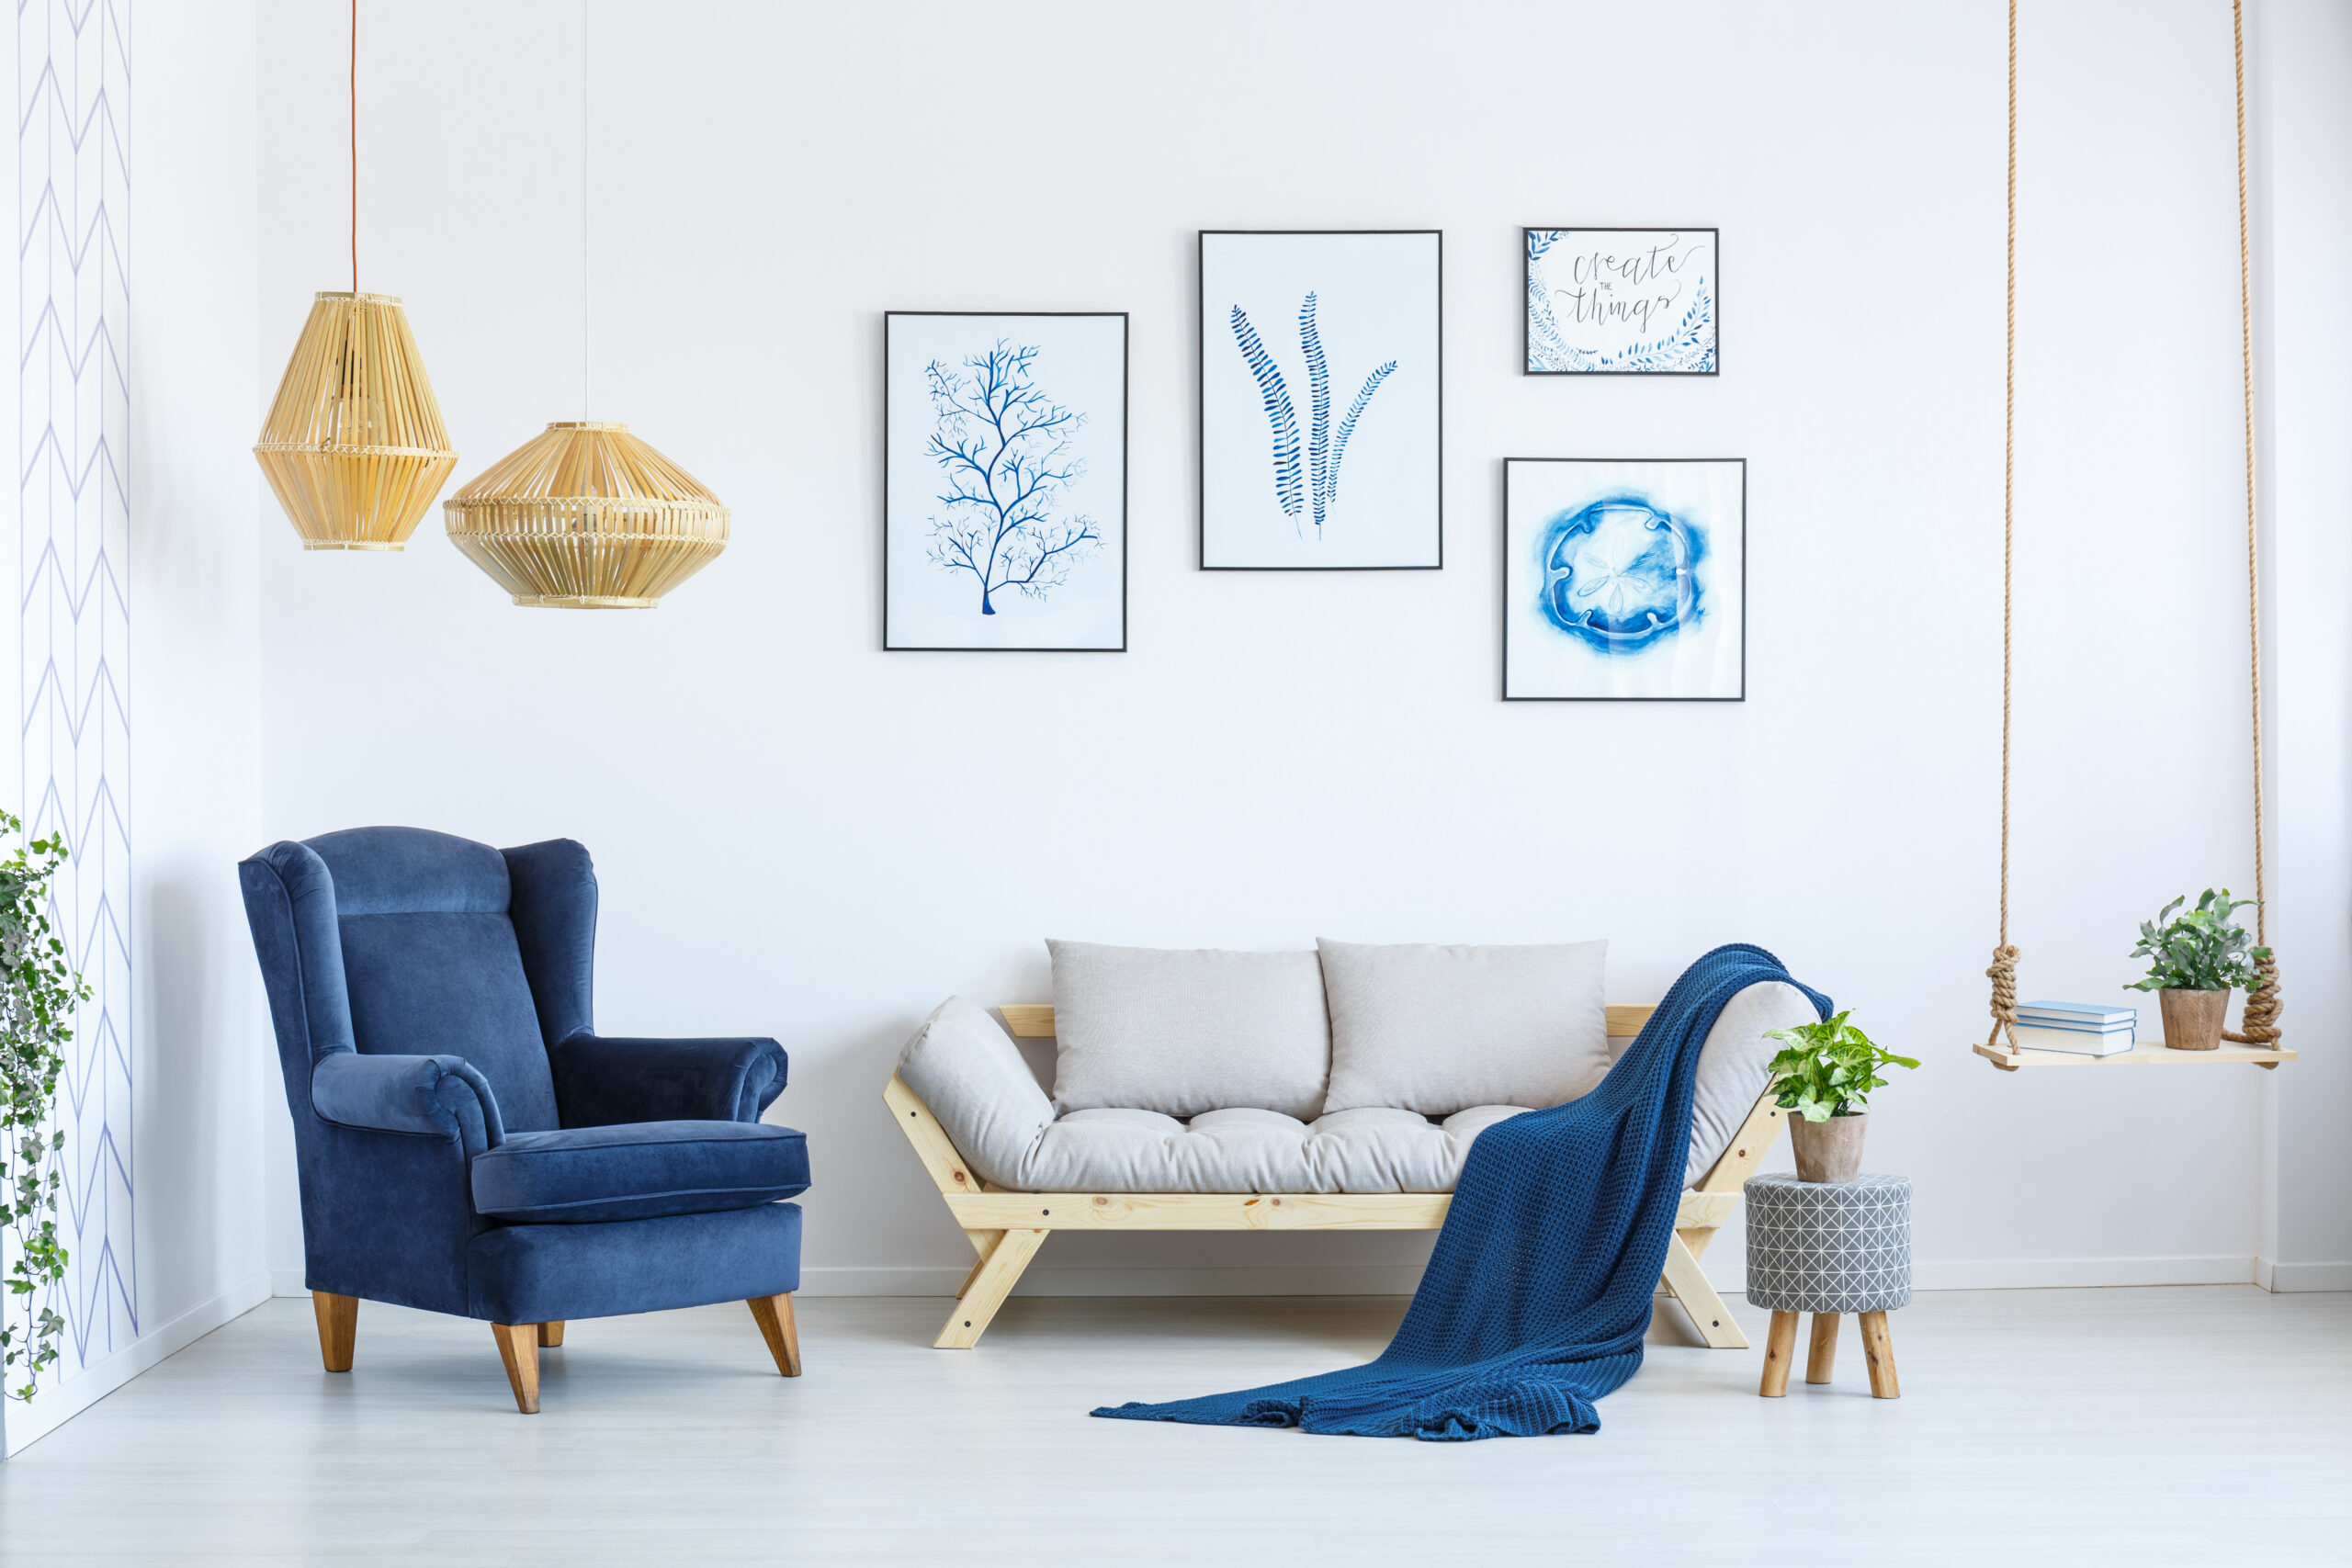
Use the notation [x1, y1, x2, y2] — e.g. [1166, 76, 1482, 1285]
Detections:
[10, 0, 137, 1403]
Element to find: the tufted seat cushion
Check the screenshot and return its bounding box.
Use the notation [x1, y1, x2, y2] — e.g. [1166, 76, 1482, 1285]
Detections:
[899, 978, 1828, 1196]
[471, 1120, 810, 1224]
[1027, 1104, 1535, 1194]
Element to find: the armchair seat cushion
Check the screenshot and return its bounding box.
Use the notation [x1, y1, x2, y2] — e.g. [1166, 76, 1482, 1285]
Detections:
[471, 1120, 809, 1224]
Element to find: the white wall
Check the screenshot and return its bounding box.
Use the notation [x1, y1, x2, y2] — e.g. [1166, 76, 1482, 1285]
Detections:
[2262, 0, 2352, 1292]
[228, 0, 2345, 1298]
[6, 0, 269, 1455]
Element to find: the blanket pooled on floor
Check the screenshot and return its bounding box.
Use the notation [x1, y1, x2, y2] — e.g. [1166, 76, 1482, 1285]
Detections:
[1091, 942, 1830, 1440]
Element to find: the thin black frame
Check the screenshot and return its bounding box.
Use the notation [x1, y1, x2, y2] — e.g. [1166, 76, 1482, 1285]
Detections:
[1521, 228, 1721, 378]
[1499, 457, 1747, 702]
[1197, 230, 1443, 571]
[882, 310, 1129, 652]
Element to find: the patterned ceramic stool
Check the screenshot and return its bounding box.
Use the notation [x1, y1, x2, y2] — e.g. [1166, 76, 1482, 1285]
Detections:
[1744, 1171, 1912, 1399]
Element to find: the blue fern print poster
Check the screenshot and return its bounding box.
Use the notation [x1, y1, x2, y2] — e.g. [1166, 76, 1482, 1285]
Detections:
[885, 312, 1126, 650]
[1503, 458, 1744, 700]
[1200, 231, 1441, 569]
[1525, 229, 1717, 375]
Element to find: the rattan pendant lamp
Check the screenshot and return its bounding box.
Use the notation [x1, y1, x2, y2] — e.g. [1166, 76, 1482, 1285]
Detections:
[253, 1, 458, 551]
[442, 5, 728, 609]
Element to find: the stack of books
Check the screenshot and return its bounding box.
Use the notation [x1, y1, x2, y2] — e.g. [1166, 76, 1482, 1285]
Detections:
[2013, 1001, 2138, 1056]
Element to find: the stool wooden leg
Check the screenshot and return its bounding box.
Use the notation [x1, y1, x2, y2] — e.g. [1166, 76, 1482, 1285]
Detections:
[1759, 1310, 1798, 1397]
[1860, 1310, 1900, 1399]
[1806, 1312, 1839, 1384]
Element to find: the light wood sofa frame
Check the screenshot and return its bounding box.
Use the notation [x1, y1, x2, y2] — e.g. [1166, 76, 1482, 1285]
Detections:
[884, 1003, 1785, 1349]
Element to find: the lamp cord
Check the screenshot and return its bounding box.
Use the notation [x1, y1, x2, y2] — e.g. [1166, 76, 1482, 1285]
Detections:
[582, 0, 592, 422]
[349, 0, 357, 293]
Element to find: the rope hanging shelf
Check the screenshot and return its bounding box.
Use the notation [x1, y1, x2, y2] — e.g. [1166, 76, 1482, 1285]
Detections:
[1973, 0, 2291, 1075]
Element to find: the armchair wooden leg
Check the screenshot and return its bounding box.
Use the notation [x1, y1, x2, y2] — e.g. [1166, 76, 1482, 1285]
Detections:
[748, 1293, 802, 1377]
[537, 1321, 565, 1348]
[490, 1323, 541, 1414]
[311, 1292, 357, 1373]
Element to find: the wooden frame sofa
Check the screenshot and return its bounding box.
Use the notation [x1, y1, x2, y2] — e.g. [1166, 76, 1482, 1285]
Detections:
[887, 1002, 1788, 1350]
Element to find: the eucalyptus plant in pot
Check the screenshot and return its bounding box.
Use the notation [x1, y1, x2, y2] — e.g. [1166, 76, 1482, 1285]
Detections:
[2127, 889, 2269, 1053]
[0, 813, 86, 1401]
[1763, 1011, 1918, 1184]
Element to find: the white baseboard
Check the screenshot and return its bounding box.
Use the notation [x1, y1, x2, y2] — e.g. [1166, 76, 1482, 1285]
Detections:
[1907, 1255, 2256, 1291]
[4, 1269, 274, 1458]
[805, 1255, 2284, 1299]
[277, 1255, 2324, 1305]
[2257, 1258, 2352, 1292]
[797, 1264, 1432, 1297]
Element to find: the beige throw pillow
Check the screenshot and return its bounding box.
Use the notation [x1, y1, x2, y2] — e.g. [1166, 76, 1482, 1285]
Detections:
[1046, 940, 1331, 1120]
[1317, 938, 1609, 1115]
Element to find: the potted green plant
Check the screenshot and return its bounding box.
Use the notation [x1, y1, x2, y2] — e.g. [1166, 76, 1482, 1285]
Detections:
[1763, 1011, 1918, 1184]
[2127, 889, 2270, 1053]
[0, 813, 85, 1402]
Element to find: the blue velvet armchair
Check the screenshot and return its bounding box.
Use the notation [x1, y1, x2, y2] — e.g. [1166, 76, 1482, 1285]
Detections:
[238, 826, 810, 1413]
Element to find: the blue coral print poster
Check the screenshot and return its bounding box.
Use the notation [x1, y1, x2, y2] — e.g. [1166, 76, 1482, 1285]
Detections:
[1525, 229, 1717, 375]
[1503, 458, 1744, 700]
[1200, 231, 1442, 569]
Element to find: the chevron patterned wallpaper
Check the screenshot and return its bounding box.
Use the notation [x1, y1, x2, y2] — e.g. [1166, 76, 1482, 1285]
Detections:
[16, 0, 135, 1389]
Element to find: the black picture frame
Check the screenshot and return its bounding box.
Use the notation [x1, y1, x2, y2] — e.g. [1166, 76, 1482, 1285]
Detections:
[883, 310, 1129, 652]
[1500, 457, 1747, 702]
[1197, 229, 1443, 571]
[1522, 227, 1720, 378]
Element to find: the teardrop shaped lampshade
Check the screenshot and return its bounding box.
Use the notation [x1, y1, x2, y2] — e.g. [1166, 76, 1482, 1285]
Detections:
[442, 422, 729, 608]
[254, 291, 459, 550]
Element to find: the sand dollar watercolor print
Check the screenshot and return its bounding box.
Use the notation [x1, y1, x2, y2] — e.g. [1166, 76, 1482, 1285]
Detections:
[1503, 458, 1745, 700]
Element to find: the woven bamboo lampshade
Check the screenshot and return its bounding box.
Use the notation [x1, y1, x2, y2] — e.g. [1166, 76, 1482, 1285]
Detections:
[443, 423, 729, 608]
[254, 291, 458, 550]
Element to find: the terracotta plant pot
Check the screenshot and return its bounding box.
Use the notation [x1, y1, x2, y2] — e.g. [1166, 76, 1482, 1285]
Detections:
[2158, 987, 2229, 1052]
[1790, 1111, 1868, 1184]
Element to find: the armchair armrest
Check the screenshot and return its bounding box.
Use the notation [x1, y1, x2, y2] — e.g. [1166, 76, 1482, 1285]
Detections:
[549, 1035, 788, 1128]
[311, 1052, 505, 1153]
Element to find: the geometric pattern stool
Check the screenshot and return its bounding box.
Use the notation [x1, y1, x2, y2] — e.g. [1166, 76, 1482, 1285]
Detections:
[1745, 1172, 1912, 1400]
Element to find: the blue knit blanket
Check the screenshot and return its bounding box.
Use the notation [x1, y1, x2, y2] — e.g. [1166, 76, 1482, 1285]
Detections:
[1091, 943, 1830, 1439]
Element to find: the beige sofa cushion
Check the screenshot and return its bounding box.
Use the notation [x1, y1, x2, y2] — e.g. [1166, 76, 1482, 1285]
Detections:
[892, 979, 1815, 1194]
[1317, 938, 1609, 1115]
[1046, 940, 1330, 1120]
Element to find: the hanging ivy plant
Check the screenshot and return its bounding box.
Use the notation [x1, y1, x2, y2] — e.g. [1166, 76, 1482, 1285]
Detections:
[0, 813, 88, 1401]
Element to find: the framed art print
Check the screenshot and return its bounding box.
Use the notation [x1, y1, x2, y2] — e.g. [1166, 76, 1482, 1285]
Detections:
[1502, 458, 1744, 701]
[1199, 230, 1441, 569]
[885, 312, 1126, 650]
[1524, 229, 1717, 375]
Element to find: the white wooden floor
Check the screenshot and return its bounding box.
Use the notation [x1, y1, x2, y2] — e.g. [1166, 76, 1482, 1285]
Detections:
[0, 1286, 2346, 1565]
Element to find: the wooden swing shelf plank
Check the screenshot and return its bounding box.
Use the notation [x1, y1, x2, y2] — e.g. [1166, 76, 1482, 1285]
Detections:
[1973, 1041, 2292, 1070]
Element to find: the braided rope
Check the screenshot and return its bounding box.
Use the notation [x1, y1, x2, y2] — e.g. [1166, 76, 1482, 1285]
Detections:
[2219, 0, 2283, 1051]
[1984, 0, 2021, 1058]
